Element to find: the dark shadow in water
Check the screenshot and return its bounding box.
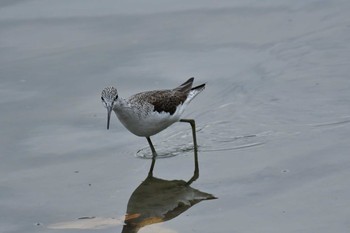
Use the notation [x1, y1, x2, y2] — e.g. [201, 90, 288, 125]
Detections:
[121, 150, 217, 233]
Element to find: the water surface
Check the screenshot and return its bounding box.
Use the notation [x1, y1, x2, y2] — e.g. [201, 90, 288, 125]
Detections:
[1, 1, 350, 233]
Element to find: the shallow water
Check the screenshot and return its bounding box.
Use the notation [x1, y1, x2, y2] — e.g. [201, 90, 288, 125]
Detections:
[1, 1, 350, 233]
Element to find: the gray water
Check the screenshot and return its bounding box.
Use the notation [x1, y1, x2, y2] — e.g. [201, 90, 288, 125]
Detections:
[1, 1, 350, 233]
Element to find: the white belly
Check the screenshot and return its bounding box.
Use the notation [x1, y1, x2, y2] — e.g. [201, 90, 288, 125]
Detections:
[114, 107, 181, 137]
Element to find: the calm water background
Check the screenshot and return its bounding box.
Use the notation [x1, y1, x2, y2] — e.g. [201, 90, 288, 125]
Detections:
[1, 1, 350, 232]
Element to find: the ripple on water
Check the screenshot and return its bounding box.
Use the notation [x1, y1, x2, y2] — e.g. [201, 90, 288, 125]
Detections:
[135, 120, 270, 159]
[136, 143, 194, 159]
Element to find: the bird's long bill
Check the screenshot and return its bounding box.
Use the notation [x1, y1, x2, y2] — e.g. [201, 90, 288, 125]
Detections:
[107, 106, 112, 130]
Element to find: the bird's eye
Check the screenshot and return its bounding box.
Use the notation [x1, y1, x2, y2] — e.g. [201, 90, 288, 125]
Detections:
[101, 96, 105, 101]
[114, 95, 118, 101]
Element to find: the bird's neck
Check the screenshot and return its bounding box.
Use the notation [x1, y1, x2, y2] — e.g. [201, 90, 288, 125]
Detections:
[113, 97, 128, 110]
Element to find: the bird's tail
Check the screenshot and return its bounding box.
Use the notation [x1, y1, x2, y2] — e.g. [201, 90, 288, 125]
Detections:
[175, 77, 194, 94]
[186, 82, 206, 103]
[191, 83, 206, 92]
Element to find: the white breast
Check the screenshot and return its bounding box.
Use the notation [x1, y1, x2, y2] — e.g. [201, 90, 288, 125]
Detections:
[114, 102, 184, 137]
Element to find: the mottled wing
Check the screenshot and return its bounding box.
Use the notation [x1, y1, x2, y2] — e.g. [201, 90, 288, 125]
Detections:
[149, 78, 195, 114]
[129, 78, 195, 115]
[133, 90, 188, 115]
[151, 90, 190, 115]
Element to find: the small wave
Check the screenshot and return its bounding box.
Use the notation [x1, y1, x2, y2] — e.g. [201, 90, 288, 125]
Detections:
[135, 143, 194, 159]
[135, 120, 270, 158]
[200, 142, 265, 152]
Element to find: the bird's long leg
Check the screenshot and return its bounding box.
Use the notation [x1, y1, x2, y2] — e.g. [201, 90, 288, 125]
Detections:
[146, 137, 157, 177]
[179, 119, 199, 184]
[146, 136, 157, 156]
[180, 119, 198, 152]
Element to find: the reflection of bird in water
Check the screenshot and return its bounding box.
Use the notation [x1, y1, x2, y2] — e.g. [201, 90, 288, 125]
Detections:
[121, 149, 216, 233]
[122, 176, 216, 233]
[101, 78, 205, 159]
[47, 141, 214, 232]
[46, 173, 215, 232]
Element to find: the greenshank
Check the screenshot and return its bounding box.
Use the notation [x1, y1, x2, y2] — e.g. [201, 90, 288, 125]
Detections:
[101, 77, 205, 157]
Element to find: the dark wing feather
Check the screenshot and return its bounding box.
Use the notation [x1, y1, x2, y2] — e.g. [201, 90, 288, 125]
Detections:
[146, 90, 188, 115]
[131, 78, 195, 115]
[150, 78, 194, 114]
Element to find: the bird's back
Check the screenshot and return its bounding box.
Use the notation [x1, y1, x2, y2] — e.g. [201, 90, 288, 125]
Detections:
[128, 77, 203, 115]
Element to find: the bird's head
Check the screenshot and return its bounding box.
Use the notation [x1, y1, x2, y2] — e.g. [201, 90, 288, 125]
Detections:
[101, 86, 118, 130]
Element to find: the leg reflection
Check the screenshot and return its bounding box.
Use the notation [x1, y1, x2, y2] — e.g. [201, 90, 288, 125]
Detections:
[186, 143, 199, 185]
[146, 137, 157, 177]
[146, 138, 199, 185]
[148, 156, 156, 178]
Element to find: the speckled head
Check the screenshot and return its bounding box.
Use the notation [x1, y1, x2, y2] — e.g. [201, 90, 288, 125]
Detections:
[101, 86, 118, 130]
[101, 86, 118, 102]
